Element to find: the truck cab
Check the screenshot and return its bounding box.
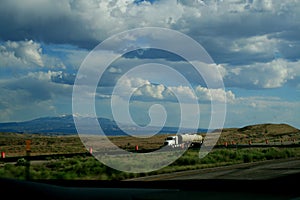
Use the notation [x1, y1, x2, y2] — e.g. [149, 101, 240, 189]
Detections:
[164, 136, 178, 147]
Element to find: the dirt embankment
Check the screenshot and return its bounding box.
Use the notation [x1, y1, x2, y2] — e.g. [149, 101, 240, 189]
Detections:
[214, 123, 300, 145]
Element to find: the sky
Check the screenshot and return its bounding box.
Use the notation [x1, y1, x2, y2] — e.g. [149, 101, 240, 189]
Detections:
[0, 0, 299, 129]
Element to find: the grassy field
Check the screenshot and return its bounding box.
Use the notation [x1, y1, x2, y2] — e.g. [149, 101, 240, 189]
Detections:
[0, 147, 299, 181]
[0, 132, 172, 157]
[0, 123, 299, 180]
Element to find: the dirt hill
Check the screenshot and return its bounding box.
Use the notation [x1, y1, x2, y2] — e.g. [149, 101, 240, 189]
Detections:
[215, 123, 300, 144]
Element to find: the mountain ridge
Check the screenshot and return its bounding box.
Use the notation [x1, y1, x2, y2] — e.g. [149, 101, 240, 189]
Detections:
[0, 115, 209, 135]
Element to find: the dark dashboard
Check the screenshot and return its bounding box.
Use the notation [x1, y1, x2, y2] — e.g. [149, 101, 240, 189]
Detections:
[1, 173, 300, 200]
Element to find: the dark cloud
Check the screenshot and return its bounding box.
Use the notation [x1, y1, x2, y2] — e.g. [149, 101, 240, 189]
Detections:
[1, 0, 299, 64]
[0, 0, 100, 49]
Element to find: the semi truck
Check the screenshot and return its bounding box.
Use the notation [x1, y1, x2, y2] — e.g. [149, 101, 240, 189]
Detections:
[163, 133, 203, 148]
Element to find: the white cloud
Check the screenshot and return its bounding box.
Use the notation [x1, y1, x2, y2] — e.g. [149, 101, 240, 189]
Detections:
[0, 40, 68, 71]
[231, 35, 278, 54]
[168, 85, 197, 101]
[135, 83, 165, 99]
[114, 76, 235, 103]
[237, 96, 282, 108]
[225, 59, 300, 89]
[0, 40, 44, 67]
[195, 86, 235, 103]
[27, 70, 63, 81]
[108, 67, 122, 73]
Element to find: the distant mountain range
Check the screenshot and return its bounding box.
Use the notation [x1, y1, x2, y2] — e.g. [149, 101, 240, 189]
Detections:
[0, 115, 209, 136]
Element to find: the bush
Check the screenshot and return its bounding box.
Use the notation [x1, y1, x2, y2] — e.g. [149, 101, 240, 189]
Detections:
[15, 158, 27, 166]
[243, 154, 253, 163]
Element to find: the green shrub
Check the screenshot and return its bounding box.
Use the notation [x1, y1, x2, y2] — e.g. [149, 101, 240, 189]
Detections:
[243, 154, 253, 163]
[16, 158, 27, 166]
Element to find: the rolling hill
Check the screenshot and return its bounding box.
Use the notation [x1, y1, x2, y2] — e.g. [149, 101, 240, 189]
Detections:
[215, 123, 300, 144]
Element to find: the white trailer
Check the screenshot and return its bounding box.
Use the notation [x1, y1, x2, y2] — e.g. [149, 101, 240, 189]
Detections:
[163, 133, 203, 148]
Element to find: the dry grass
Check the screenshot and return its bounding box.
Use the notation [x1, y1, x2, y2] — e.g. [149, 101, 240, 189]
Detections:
[0, 123, 299, 157]
[216, 123, 300, 145]
[0, 133, 172, 157]
[108, 134, 170, 150]
[0, 133, 85, 156]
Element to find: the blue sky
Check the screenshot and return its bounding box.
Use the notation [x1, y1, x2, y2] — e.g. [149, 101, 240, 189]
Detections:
[0, 0, 299, 129]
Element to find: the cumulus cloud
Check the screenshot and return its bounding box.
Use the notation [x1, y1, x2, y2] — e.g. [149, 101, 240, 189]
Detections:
[0, 40, 69, 71]
[0, 40, 44, 67]
[114, 76, 235, 103]
[134, 83, 166, 100]
[195, 85, 235, 103]
[224, 59, 300, 89]
[231, 35, 278, 55]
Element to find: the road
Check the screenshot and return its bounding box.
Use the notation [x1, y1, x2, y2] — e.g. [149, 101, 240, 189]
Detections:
[126, 157, 300, 181]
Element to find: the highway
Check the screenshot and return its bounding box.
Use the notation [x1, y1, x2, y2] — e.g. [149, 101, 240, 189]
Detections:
[125, 157, 300, 181]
